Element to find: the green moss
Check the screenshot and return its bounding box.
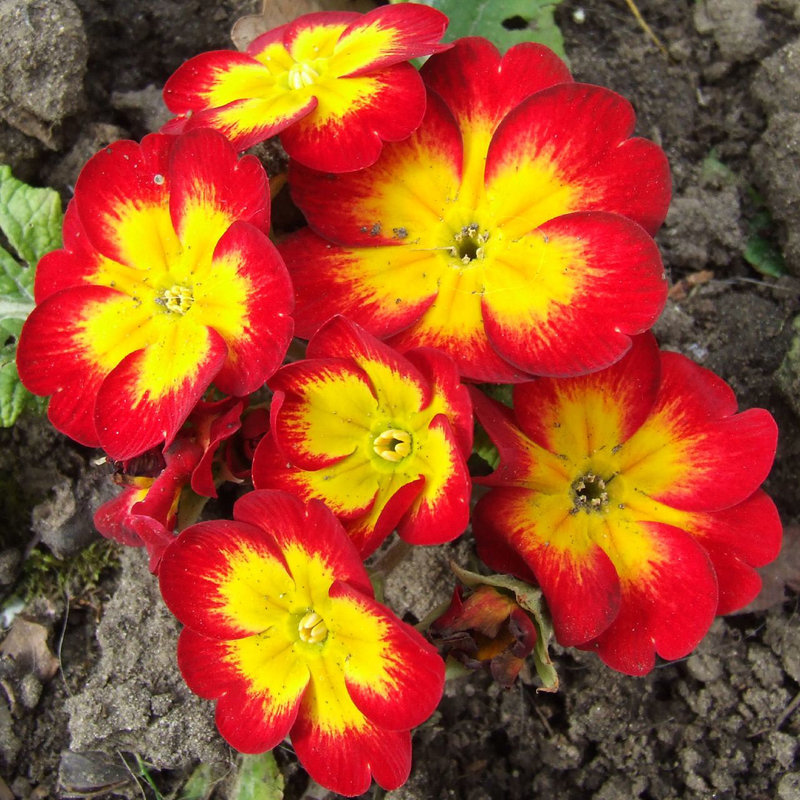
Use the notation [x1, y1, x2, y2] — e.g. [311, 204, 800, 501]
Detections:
[19, 539, 120, 603]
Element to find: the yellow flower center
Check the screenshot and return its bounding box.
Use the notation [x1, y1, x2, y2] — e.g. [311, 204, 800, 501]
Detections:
[373, 428, 413, 463]
[287, 61, 321, 90]
[297, 610, 328, 644]
[449, 223, 490, 265]
[570, 472, 613, 514]
[160, 284, 194, 315]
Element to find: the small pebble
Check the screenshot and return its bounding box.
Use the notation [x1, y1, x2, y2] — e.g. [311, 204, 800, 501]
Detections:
[778, 772, 800, 800]
[18, 673, 43, 710]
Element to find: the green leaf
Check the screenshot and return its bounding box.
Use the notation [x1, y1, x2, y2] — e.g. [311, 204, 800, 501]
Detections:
[744, 208, 787, 278]
[450, 563, 559, 692]
[480, 383, 513, 407]
[471, 384, 511, 470]
[0, 360, 44, 427]
[0, 317, 45, 427]
[0, 242, 32, 299]
[395, 0, 566, 57]
[0, 166, 63, 427]
[230, 752, 284, 800]
[0, 165, 63, 267]
[179, 763, 217, 800]
[473, 420, 500, 470]
[745, 234, 786, 278]
[699, 152, 737, 187]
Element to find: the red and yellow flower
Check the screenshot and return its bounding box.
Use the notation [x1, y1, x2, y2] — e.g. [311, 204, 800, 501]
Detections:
[17, 129, 294, 461]
[281, 37, 671, 381]
[158, 490, 445, 796]
[471, 334, 781, 675]
[162, 4, 449, 172]
[252, 316, 472, 557]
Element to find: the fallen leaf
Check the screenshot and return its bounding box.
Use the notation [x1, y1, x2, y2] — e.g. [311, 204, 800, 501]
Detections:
[0, 617, 59, 681]
[686, 268, 714, 286]
[58, 751, 132, 796]
[668, 269, 714, 300]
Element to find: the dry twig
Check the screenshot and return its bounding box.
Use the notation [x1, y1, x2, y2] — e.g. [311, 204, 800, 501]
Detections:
[624, 0, 669, 57]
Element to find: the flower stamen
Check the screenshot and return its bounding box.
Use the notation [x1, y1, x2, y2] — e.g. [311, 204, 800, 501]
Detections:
[287, 62, 321, 90]
[373, 428, 412, 462]
[449, 223, 489, 264]
[160, 284, 194, 315]
[570, 472, 611, 514]
[298, 610, 328, 644]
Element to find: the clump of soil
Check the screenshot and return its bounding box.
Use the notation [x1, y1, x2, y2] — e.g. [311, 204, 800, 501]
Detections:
[1, 1, 799, 798]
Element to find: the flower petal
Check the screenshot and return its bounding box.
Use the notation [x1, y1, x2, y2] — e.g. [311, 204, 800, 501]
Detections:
[280, 62, 427, 172]
[511, 333, 662, 452]
[385, 275, 534, 383]
[17, 285, 124, 447]
[397, 414, 470, 546]
[580, 521, 718, 675]
[687, 490, 782, 614]
[177, 628, 307, 753]
[233, 490, 374, 599]
[255, 433, 428, 559]
[486, 83, 671, 236]
[327, 4, 449, 77]
[421, 37, 573, 131]
[346, 474, 425, 557]
[185, 94, 318, 154]
[278, 12, 360, 59]
[136, 435, 203, 522]
[404, 345, 473, 455]
[421, 37, 572, 183]
[268, 357, 380, 470]
[279, 228, 437, 340]
[252, 434, 381, 521]
[158, 518, 293, 639]
[164, 50, 278, 113]
[34, 202, 112, 302]
[287, 87, 462, 248]
[328, 581, 444, 730]
[480, 212, 667, 377]
[291, 673, 412, 796]
[168, 129, 270, 255]
[187, 398, 245, 498]
[203, 221, 294, 396]
[94, 322, 227, 460]
[619, 351, 778, 511]
[93, 479, 153, 547]
[128, 516, 176, 573]
[73, 135, 174, 266]
[164, 51, 317, 151]
[473, 486, 621, 645]
[469, 387, 569, 491]
[307, 315, 431, 411]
